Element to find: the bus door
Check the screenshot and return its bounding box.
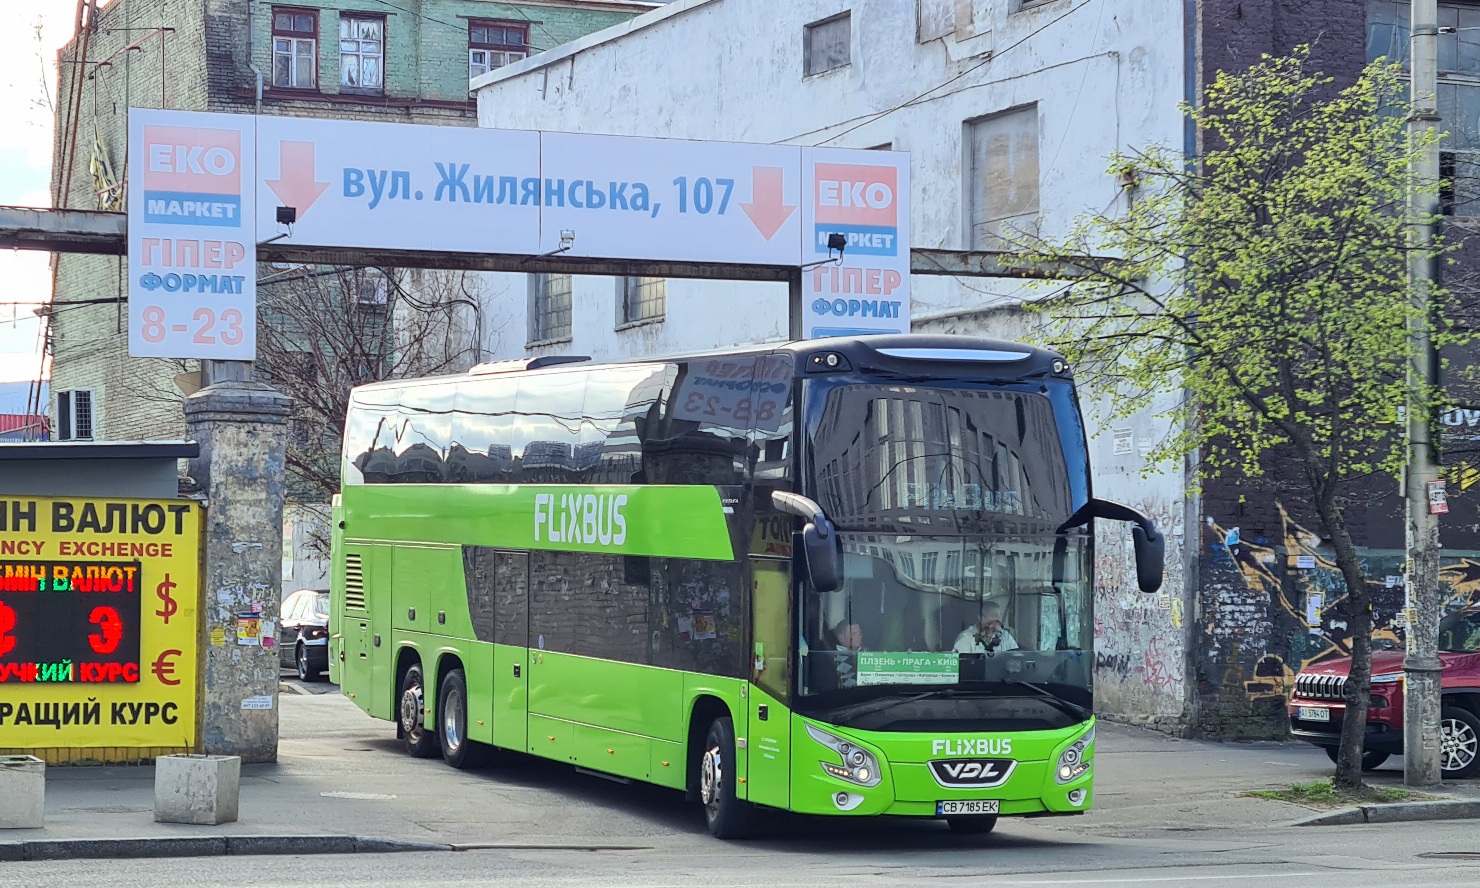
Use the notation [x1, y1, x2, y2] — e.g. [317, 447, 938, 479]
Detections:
[479, 549, 529, 754]
[746, 353, 796, 809]
[748, 554, 793, 809]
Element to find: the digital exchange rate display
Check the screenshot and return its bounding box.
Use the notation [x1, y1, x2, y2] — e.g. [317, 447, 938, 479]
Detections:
[0, 560, 143, 683]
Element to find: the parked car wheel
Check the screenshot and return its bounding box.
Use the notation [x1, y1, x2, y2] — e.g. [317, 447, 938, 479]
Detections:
[398, 664, 438, 758]
[1441, 705, 1480, 779]
[296, 643, 322, 682]
[1322, 747, 1391, 771]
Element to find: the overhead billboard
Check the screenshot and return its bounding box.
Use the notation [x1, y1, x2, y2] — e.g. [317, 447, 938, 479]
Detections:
[126, 110, 911, 358]
[127, 111, 256, 360]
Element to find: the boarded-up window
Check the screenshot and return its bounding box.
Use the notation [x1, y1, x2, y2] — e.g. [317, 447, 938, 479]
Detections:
[917, 0, 955, 42]
[804, 12, 851, 76]
[967, 106, 1040, 250]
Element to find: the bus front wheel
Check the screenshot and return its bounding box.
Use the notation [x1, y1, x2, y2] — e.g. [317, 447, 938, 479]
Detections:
[699, 716, 753, 839]
[946, 815, 998, 834]
[398, 664, 438, 758]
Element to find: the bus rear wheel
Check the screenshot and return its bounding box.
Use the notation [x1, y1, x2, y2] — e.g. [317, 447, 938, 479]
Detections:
[438, 668, 488, 770]
[398, 663, 438, 758]
[947, 815, 999, 834]
[699, 716, 753, 839]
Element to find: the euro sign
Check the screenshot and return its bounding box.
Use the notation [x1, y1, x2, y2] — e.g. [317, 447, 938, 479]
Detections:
[156, 574, 178, 624]
[0, 601, 14, 658]
[152, 649, 182, 686]
[89, 606, 123, 655]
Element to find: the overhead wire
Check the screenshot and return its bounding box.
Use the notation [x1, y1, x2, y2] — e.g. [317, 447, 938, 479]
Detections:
[808, 0, 1100, 147]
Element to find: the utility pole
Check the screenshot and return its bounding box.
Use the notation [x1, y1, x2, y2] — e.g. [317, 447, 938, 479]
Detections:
[1405, 0, 1444, 789]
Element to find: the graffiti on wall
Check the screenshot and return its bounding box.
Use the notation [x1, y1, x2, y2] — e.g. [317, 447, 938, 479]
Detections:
[1093, 493, 1188, 721]
[1196, 500, 1480, 734]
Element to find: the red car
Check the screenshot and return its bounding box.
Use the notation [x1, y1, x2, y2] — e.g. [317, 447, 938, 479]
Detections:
[1288, 606, 1480, 778]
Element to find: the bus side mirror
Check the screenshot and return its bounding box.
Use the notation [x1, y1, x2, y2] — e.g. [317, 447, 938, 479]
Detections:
[1076, 499, 1166, 594]
[772, 490, 842, 594]
[801, 519, 841, 594]
[1132, 524, 1164, 594]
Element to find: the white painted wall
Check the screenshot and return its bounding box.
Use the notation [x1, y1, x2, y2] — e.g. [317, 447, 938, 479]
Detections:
[470, 0, 1194, 727]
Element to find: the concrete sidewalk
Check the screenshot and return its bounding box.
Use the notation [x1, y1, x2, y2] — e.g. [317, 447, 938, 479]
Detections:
[5, 691, 1478, 856]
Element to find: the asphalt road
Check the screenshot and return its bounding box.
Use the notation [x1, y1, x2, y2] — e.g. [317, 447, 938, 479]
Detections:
[6, 820, 1480, 888]
[14, 678, 1476, 887]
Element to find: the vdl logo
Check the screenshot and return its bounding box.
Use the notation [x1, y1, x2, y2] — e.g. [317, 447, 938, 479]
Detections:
[142, 125, 243, 228]
[813, 163, 899, 257]
[928, 758, 1017, 789]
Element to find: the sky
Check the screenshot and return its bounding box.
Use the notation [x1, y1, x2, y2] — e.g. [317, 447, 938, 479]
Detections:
[0, 2, 76, 385]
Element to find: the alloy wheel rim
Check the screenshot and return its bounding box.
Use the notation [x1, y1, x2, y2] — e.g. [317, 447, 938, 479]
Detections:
[443, 688, 462, 751]
[298, 647, 308, 677]
[1442, 718, 1478, 772]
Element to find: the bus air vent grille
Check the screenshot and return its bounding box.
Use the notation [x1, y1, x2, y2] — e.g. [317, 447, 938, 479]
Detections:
[344, 553, 367, 611]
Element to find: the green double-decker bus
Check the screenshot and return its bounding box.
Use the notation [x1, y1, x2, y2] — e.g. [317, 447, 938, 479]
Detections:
[330, 334, 1163, 837]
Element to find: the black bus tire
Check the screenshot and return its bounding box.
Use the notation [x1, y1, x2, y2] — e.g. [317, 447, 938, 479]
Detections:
[398, 663, 438, 758]
[438, 669, 488, 769]
[699, 716, 754, 839]
[947, 815, 999, 834]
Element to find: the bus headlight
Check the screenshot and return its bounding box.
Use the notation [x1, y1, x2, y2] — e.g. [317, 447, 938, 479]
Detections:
[1055, 727, 1095, 784]
[807, 724, 882, 787]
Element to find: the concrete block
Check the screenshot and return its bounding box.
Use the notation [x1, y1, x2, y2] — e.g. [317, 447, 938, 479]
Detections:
[0, 755, 45, 829]
[154, 755, 241, 825]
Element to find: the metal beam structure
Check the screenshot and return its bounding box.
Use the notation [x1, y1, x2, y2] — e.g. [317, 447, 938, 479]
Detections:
[0, 206, 1112, 282]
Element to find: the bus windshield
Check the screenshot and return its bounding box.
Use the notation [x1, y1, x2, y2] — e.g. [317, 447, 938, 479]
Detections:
[799, 378, 1092, 712]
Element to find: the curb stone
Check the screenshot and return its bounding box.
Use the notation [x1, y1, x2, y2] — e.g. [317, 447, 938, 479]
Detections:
[1292, 799, 1480, 826]
[0, 835, 451, 862]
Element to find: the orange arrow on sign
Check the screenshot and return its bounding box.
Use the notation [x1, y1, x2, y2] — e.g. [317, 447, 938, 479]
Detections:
[740, 166, 796, 241]
[266, 141, 330, 219]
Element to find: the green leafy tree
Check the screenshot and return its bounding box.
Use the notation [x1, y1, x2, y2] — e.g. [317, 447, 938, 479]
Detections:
[1019, 48, 1451, 791]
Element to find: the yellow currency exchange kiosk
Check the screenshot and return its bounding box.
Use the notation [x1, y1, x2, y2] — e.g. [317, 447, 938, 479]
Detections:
[0, 442, 202, 764]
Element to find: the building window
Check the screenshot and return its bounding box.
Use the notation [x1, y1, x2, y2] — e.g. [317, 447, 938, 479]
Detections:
[804, 12, 851, 76]
[56, 389, 94, 441]
[470, 21, 529, 80]
[1369, 1, 1480, 215]
[618, 277, 665, 326]
[339, 15, 384, 91]
[966, 105, 1041, 250]
[529, 273, 572, 344]
[272, 7, 318, 89]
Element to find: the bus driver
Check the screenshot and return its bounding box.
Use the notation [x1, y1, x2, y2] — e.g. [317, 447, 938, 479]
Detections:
[952, 601, 1019, 654]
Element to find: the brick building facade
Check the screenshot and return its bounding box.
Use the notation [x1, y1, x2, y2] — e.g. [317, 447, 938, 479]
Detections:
[1192, 0, 1480, 738]
[46, 0, 649, 443]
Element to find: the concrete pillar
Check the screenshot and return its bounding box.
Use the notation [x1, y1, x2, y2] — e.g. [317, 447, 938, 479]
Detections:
[184, 380, 291, 764]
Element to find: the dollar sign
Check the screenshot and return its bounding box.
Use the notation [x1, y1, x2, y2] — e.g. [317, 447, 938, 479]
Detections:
[0, 601, 14, 658]
[156, 574, 178, 624]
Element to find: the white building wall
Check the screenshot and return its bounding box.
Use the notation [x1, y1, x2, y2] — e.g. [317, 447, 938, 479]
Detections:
[472, 0, 1194, 728]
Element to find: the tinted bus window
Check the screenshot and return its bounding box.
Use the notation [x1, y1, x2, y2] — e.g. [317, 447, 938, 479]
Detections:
[580, 364, 662, 485]
[347, 387, 402, 484]
[511, 371, 587, 484]
[642, 359, 754, 487]
[450, 376, 517, 483]
[392, 383, 454, 482]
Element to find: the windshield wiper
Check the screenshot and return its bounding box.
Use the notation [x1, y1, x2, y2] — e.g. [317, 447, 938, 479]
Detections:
[996, 680, 1091, 721]
[836, 687, 970, 721]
